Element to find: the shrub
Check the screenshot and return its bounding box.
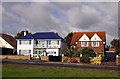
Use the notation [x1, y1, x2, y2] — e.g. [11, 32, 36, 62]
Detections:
[62, 46, 80, 57]
[90, 57, 102, 65]
[80, 47, 96, 63]
[69, 58, 78, 63]
[81, 47, 96, 57]
[63, 58, 68, 62]
[80, 54, 90, 63]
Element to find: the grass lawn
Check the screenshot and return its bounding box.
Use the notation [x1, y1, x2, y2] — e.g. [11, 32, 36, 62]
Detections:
[118, 56, 120, 65]
[2, 63, 119, 77]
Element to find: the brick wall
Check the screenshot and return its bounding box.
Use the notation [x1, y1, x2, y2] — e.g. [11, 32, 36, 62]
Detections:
[0, 55, 30, 60]
[41, 56, 49, 61]
[76, 41, 104, 55]
[62, 56, 80, 63]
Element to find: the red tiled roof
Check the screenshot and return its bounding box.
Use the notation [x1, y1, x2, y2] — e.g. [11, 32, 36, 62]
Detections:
[70, 32, 106, 45]
[0, 33, 17, 49]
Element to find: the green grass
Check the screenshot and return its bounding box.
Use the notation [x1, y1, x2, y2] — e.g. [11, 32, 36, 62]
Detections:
[2, 63, 119, 77]
[119, 56, 120, 65]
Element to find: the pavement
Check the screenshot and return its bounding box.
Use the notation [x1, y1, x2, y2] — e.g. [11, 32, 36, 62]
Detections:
[1, 59, 119, 71]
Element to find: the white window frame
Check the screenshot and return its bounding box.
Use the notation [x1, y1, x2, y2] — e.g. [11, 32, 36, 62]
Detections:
[20, 40, 31, 45]
[92, 41, 99, 47]
[81, 41, 88, 47]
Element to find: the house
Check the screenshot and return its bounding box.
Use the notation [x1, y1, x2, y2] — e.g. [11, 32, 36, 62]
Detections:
[17, 32, 66, 58]
[70, 32, 106, 56]
[0, 33, 17, 49]
[0, 33, 17, 54]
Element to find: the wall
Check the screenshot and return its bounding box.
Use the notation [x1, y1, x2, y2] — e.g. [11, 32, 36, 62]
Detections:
[0, 37, 14, 49]
[41, 56, 49, 61]
[46, 49, 59, 56]
[0, 55, 30, 60]
[62, 56, 80, 63]
[76, 41, 104, 55]
[17, 39, 34, 57]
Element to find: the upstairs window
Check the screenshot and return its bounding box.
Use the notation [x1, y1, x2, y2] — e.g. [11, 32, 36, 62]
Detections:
[57, 40, 59, 45]
[48, 40, 51, 45]
[20, 40, 30, 45]
[29, 40, 31, 44]
[92, 41, 99, 47]
[35, 40, 38, 44]
[81, 41, 88, 47]
[19, 40, 21, 45]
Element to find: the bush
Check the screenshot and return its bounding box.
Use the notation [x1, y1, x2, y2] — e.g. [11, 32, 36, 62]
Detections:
[69, 58, 78, 63]
[63, 58, 68, 62]
[90, 57, 102, 65]
[80, 54, 90, 63]
[80, 48, 96, 64]
[81, 47, 96, 57]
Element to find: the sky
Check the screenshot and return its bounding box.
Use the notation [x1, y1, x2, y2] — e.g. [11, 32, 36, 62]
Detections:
[1, 1, 119, 45]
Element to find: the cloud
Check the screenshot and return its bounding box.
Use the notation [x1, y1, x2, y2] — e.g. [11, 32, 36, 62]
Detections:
[2, 2, 118, 45]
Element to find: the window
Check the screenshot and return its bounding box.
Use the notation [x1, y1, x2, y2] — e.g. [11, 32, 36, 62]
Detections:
[20, 40, 30, 44]
[92, 41, 99, 47]
[48, 51, 56, 54]
[19, 50, 21, 54]
[29, 50, 31, 53]
[57, 40, 59, 45]
[19, 40, 21, 44]
[48, 40, 51, 45]
[36, 40, 38, 44]
[81, 41, 88, 47]
[29, 40, 31, 44]
[20, 50, 30, 55]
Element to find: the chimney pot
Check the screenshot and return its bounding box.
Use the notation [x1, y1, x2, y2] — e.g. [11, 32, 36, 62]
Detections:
[24, 31, 27, 36]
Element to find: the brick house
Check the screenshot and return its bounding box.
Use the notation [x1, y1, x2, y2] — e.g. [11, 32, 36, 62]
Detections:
[70, 32, 106, 56]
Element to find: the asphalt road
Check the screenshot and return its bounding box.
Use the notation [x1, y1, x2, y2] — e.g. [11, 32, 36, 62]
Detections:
[1, 59, 119, 71]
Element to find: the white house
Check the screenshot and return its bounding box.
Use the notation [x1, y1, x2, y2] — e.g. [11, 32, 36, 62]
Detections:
[17, 32, 66, 58]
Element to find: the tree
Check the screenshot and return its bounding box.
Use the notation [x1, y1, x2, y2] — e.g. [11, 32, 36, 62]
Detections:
[110, 39, 120, 55]
[80, 47, 96, 63]
[64, 32, 73, 46]
[81, 47, 96, 57]
[15, 30, 31, 39]
[62, 46, 80, 57]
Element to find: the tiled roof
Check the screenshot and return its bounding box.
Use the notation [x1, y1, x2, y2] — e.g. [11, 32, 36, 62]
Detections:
[70, 32, 106, 45]
[19, 34, 34, 39]
[0, 33, 17, 49]
[19, 32, 63, 39]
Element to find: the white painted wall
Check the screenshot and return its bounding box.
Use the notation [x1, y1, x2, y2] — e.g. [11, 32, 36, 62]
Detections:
[79, 34, 90, 41]
[46, 49, 59, 56]
[0, 37, 14, 49]
[47, 39, 61, 48]
[17, 39, 34, 57]
[17, 39, 63, 57]
[91, 33, 102, 41]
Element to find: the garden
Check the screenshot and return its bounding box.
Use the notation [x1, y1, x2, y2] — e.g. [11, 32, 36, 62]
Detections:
[62, 47, 103, 65]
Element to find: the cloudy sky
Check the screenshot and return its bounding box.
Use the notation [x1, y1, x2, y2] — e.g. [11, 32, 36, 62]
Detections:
[1, 1, 119, 45]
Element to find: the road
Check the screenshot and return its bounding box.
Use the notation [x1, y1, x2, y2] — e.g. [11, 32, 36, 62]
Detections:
[1, 59, 119, 71]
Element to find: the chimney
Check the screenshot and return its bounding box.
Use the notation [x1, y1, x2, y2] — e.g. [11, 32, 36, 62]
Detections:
[24, 31, 27, 36]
